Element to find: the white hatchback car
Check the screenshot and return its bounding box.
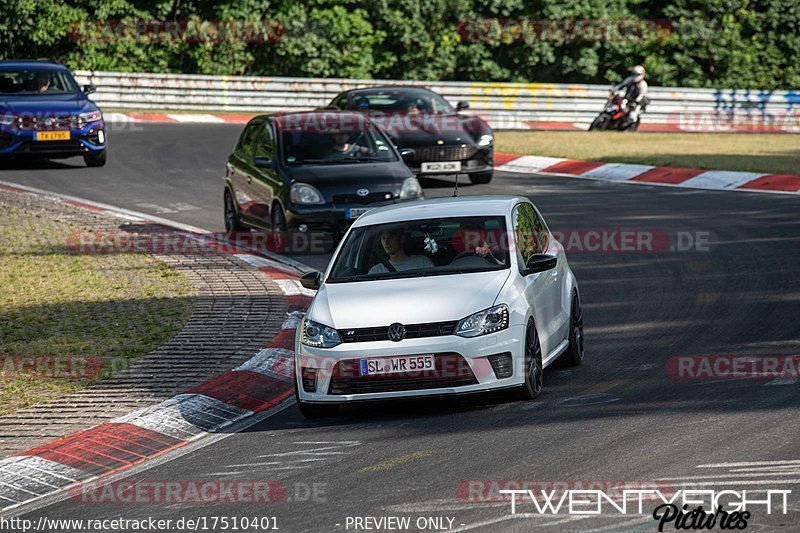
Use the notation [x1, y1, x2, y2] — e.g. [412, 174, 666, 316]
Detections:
[294, 196, 583, 417]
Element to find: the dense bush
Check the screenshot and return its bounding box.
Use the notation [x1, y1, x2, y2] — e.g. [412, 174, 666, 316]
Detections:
[1, 0, 797, 89]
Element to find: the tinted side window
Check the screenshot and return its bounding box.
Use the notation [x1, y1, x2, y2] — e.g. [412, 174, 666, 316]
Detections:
[254, 124, 273, 159]
[237, 122, 261, 157]
[513, 203, 548, 268]
[331, 93, 347, 109]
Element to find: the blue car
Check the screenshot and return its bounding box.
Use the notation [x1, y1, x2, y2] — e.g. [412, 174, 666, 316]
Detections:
[0, 59, 106, 166]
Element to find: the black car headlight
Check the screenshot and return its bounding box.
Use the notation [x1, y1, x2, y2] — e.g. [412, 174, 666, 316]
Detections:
[456, 304, 509, 337]
[290, 183, 325, 205]
[399, 177, 423, 199]
[301, 318, 342, 348]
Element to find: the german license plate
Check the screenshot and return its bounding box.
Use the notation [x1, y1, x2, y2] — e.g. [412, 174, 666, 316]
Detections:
[346, 207, 372, 219]
[360, 355, 435, 376]
[421, 161, 461, 173]
[34, 131, 71, 142]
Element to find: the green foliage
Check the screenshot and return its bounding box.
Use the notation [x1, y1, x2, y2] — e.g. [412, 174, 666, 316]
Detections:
[0, 0, 796, 88]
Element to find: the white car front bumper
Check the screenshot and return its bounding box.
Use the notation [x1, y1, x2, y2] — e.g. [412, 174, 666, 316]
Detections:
[294, 324, 526, 403]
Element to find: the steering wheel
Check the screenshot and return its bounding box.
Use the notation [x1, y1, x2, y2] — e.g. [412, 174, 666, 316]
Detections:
[452, 250, 500, 266]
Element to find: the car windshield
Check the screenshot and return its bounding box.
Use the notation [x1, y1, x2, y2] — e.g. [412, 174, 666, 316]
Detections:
[280, 121, 397, 165]
[327, 216, 511, 283]
[352, 89, 454, 114]
[0, 68, 81, 95]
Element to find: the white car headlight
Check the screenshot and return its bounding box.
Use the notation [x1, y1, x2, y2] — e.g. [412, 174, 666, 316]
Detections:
[301, 318, 342, 348]
[477, 134, 493, 147]
[456, 304, 509, 337]
[0, 114, 16, 126]
[78, 111, 103, 124]
[399, 177, 423, 199]
[290, 183, 325, 205]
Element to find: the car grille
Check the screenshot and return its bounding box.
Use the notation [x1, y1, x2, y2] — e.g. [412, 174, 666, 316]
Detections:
[328, 354, 478, 395]
[333, 192, 394, 205]
[338, 320, 457, 343]
[17, 115, 78, 131]
[414, 145, 477, 162]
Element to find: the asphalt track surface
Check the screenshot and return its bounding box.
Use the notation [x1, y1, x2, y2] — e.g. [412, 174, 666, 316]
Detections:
[2, 124, 800, 532]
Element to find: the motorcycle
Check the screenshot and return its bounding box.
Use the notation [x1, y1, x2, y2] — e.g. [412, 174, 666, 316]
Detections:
[589, 88, 648, 131]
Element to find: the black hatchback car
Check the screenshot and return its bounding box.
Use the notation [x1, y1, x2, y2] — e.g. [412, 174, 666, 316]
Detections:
[224, 111, 424, 242]
[327, 86, 494, 184]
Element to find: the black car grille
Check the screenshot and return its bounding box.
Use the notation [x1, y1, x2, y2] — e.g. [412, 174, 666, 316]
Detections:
[18, 115, 78, 130]
[328, 354, 478, 395]
[338, 321, 457, 343]
[414, 145, 477, 162]
[333, 192, 394, 205]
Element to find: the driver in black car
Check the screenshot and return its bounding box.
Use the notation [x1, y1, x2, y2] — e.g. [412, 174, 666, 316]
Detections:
[368, 228, 434, 274]
[322, 129, 369, 160]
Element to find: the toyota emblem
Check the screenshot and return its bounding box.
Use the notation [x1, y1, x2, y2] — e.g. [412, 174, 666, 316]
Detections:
[387, 323, 406, 342]
[357, 188, 369, 197]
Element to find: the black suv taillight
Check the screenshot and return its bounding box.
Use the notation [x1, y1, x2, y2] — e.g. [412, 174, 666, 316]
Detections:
[487, 353, 513, 379]
[301, 367, 318, 392]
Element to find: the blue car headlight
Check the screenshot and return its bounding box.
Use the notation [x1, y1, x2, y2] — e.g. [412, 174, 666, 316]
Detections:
[78, 111, 103, 125]
[0, 114, 16, 127]
[301, 318, 342, 348]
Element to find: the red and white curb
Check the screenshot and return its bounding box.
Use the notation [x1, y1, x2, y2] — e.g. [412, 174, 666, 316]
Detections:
[495, 153, 800, 194]
[107, 112, 253, 124]
[0, 182, 312, 512]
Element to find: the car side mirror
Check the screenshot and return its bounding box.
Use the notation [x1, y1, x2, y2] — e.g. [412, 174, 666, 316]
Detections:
[523, 254, 557, 275]
[300, 270, 322, 290]
[399, 148, 415, 162]
[254, 156, 272, 168]
[456, 101, 469, 111]
[83, 84, 96, 95]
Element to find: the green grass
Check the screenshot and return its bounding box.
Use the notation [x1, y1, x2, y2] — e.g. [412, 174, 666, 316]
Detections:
[496, 131, 800, 175]
[0, 204, 196, 415]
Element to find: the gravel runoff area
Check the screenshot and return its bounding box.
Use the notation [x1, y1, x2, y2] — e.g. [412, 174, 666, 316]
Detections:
[496, 131, 800, 176]
[0, 189, 287, 457]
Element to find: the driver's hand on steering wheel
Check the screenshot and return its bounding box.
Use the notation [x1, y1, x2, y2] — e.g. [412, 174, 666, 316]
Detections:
[475, 245, 491, 257]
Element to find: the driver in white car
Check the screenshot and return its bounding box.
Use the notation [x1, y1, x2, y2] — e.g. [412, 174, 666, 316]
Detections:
[368, 228, 434, 274]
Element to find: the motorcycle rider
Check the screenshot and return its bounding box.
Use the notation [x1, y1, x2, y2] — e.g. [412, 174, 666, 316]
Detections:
[612, 65, 648, 128]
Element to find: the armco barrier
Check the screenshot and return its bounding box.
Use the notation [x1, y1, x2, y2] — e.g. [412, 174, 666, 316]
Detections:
[74, 71, 800, 131]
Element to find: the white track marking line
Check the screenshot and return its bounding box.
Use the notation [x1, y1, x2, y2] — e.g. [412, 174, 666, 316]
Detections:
[451, 514, 589, 532]
[166, 113, 224, 123]
[697, 460, 800, 468]
[659, 479, 800, 486]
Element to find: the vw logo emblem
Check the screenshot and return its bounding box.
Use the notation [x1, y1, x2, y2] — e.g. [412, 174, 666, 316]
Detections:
[357, 188, 369, 197]
[387, 323, 406, 342]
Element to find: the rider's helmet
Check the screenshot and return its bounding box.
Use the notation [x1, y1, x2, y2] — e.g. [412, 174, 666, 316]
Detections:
[632, 65, 646, 81]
